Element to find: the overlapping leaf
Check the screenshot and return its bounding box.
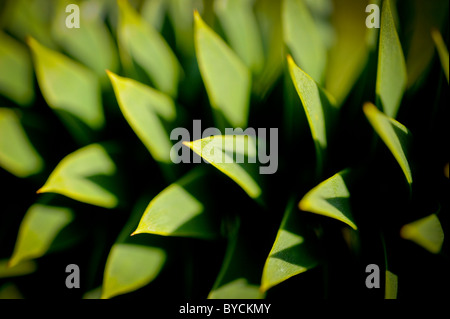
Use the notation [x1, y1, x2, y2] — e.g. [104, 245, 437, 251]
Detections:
[102, 197, 167, 299]
[133, 168, 220, 239]
[283, 0, 327, 84]
[194, 11, 251, 128]
[183, 135, 262, 201]
[37, 144, 121, 208]
[9, 203, 74, 267]
[400, 214, 444, 254]
[28, 37, 104, 141]
[117, 0, 180, 97]
[363, 102, 412, 186]
[0, 108, 43, 178]
[299, 169, 357, 230]
[261, 199, 319, 292]
[376, 0, 407, 118]
[208, 223, 263, 299]
[0, 32, 34, 106]
[108, 71, 176, 164]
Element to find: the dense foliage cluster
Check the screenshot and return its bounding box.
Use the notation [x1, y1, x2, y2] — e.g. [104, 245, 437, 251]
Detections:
[0, 0, 448, 299]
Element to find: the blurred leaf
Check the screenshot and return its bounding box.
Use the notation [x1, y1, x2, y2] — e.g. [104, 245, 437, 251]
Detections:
[133, 168, 220, 239]
[0, 283, 24, 299]
[167, 0, 203, 57]
[141, 0, 167, 31]
[299, 169, 357, 230]
[83, 286, 103, 299]
[101, 243, 166, 299]
[183, 135, 262, 201]
[214, 0, 264, 74]
[326, 0, 369, 106]
[288, 55, 336, 175]
[28, 37, 104, 141]
[9, 203, 74, 267]
[376, 0, 407, 118]
[0, 259, 36, 278]
[3, 0, 55, 48]
[108, 71, 175, 164]
[208, 222, 263, 299]
[431, 29, 449, 84]
[0, 108, 43, 178]
[117, 0, 181, 97]
[385, 270, 398, 299]
[261, 199, 319, 292]
[51, 0, 119, 79]
[405, 0, 448, 87]
[400, 214, 444, 254]
[283, 0, 327, 84]
[194, 11, 251, 128]
[363, 102, 412, 186]
[37, 144, 121, 208]
[0, 32, 34, 106]
[254, 0, 284, 96]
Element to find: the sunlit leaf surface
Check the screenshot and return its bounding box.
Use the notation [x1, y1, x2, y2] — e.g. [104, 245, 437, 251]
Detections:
[299, 169, 357, 230]
[37, 144, 121, 208]
[0, 108, 43, 177]
[376, 0, 407, 118]
[400, 214, 444, 254]
[0, 32, 34, 106]
[9, 203, 74, 267]
[261, 199, 319, 292]
[363, 102, 412, 186]
[194, 11, 251, 128]
[108, 71, 175, 163]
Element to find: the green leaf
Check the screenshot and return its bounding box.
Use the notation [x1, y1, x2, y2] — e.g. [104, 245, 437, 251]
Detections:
[141, 0, 167, 32]
[283, 0, 327, 84]
[132, 168, 220, 239]
[253, 0, 284, 97]
[28, 37, 104, 141]
[107, 71, 176, 164]
[167, 0, 203, 57]
[214, 0, 264, 74]
[288, 55, 336, 175]
[51, 0, 119, 79]
[183, 135, 262, 201]
[117, 0, 180, 97]
[0, 283, 24, 299]
[385, 270, 398, 299]
[0, 32, 34, 106]
[0, 259, 36, 278]
[363, 102, 412, 186]
[37, 143, 121, 208]
[261, 199, 319, 292]
[9, 203, 74, 267]
[0, 108, 44, 178]
[3, 0, 55, 48]
[101, 243, 166, 299]
[400, 214, 444, 254]
[376, 0, 407, 118]
[325, 0, 369, 106]
[208, 222, 264, 299]
[431, 28, 449, 84]
[299, 169, 357, 230]
[194, 11, 251, 128]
